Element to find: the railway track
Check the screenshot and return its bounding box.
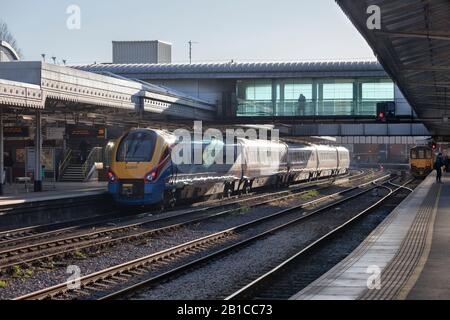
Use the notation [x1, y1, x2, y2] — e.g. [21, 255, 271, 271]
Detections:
[14, 172, 390, 300]
[0, 169, 368, 246]
[0, 171, 374, 270]
[224, 178, 416, 300]
[0, 194, 114, 232]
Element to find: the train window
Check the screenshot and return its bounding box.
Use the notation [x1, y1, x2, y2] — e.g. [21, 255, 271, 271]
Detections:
[116, 130, 157, 162]
[418, 150, 425, 159]
[300, 151, 307, 163]
[426, 150, 432, 159]
[411, 150, 417, 159]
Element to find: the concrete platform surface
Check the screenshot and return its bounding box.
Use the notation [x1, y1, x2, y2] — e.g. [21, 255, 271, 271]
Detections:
[0, 181, 107, 206]
[292, 172, 449, 300]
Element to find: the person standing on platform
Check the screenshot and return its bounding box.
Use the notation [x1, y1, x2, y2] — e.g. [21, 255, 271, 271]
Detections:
[298, 94, 306, 116]
[3, 151, 14, 185]
[79, 140, 88, 163]
[444, 156, 450, 173]
[434, 153, 444, 183]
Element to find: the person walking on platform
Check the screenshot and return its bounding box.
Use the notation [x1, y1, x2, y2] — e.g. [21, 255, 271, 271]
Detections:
[434, 153, 444, 183]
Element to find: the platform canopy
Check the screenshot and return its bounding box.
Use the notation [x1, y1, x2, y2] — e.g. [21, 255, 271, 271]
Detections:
[337, 0, 450, 137]
[0, 61, 216, 125]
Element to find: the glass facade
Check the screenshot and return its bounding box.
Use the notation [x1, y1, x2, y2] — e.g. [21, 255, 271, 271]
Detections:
[236, 78, 394, 117]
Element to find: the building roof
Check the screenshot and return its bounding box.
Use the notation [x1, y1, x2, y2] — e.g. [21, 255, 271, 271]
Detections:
[0, 41, 20, 62]
[73, 60, 388, 79]
[337, 0, 450, 136]
[0, 61, 216, 120]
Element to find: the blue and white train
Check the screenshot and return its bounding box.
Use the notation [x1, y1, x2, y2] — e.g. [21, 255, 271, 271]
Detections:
[107, 128, 350, 206]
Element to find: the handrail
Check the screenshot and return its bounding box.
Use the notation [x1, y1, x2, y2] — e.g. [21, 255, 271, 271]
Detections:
[82, 147, 103, 180]
[58, 148, 72, 181]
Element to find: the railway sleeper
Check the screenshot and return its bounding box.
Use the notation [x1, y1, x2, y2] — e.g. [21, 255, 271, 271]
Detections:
[129, 270, 146, 276]
[84, 285, 102, 292]
[73, 289, 91, 296]
[92, 282, 110, 289]
[101, 279, 118, 285]
[111, 275, 128, 282]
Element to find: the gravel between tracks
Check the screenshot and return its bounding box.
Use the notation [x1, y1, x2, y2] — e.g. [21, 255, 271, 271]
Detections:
[0, 175, 379, 300]
[124, 189, 390, 299]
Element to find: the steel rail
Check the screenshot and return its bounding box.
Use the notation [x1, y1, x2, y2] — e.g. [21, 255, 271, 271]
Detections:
[0, 169, 369, 246]
[224, 178, 415, 300]
[0, 175, 340, 244]
[14, 173, 389, 300]
[0, 171, 375, 269]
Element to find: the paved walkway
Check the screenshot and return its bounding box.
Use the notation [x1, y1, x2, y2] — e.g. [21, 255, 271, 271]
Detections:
[292, 172, 450, 300]
[0, 181, 107, 206]
[407, 174, 450, 299]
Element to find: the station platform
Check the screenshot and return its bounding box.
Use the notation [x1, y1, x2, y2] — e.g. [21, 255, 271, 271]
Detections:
[0, 181, 107, 207]
[292, 172, 450, 300]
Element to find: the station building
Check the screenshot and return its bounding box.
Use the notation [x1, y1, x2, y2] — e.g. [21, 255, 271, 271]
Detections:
[77, 58, 430, 164]
[0, 40, 432, 193]
[0, 40, 20, 62]
[0, 42, 216, 193]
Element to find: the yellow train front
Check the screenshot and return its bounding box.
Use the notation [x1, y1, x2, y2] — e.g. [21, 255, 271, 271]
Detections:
[107, 129, 173, 205]
[410, 146, 434, 177]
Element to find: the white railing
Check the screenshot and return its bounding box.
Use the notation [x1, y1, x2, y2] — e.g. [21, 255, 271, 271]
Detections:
[82, 147, 103, 181]
[58, 149, 72, 181]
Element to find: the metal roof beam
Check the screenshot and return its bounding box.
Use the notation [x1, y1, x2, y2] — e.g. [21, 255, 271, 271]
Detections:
[407, 82, 450, 87]
[403, 66, 450, 71]
[375, 31, 450, 41]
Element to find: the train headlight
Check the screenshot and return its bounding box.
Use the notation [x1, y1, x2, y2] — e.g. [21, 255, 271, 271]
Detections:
[145, 170, 158, 183]
[107, 170, 117, 182]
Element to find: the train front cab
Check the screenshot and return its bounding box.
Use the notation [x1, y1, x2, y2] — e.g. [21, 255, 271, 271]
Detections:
[410, 147, 433, 177]
[108, 130, 171, 206]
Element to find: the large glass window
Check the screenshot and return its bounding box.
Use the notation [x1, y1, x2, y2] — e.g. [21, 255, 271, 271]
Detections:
[238, 80, 272, 100]
[362, 82, 394, 100]
[274, 80, 314, 116]
[320, 82, 354, 116]
[116, 130, 156, 162]
[359, 81, 394, 115]
[323, 83, 353, 100]
[236, 78, 395, 117]
[237, 80, 273, 116]
[284, 82, 313, 100]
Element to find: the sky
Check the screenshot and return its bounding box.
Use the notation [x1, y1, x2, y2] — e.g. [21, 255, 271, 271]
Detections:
[1, 0, 376, 64]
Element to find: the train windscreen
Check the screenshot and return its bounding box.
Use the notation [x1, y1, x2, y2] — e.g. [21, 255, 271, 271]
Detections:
[411, 148, 432, 160]
[116, 130, 157, 162]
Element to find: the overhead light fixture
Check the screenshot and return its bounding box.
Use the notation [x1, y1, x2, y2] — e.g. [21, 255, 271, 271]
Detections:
[22, 115, 33, 121]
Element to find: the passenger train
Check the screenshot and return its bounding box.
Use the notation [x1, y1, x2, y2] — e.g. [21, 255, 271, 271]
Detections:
[107, 128, 350, 206]
[409, 146, 434, 177]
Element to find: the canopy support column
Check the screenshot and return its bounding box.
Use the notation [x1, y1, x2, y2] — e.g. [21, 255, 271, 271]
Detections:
[0, 108, 4, 195]
[34, 110, 42, 192]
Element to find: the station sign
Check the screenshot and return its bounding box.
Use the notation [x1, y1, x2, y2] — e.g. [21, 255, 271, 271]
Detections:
[67, 126, 107, 139]
[3, 126, 30, 138]
[46, 127, 66, 140]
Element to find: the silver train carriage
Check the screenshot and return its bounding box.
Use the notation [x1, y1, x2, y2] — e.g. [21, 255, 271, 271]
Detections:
[108, 129, 350, 206]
